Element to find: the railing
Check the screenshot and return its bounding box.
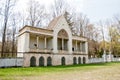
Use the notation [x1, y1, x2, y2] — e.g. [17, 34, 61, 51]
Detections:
[73, 51, 86, 54]
[58, 50, 69, 54]
[29, 49, 53, 53]
[29, 49, 86, 54]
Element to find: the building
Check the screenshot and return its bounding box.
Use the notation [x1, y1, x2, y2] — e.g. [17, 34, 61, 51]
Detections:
[17, 15, 88, 67]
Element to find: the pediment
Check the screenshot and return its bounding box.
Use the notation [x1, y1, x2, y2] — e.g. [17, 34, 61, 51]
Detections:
[47, 15, 70, 30]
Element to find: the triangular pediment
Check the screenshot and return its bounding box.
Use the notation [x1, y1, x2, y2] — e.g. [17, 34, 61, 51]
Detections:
[47, 15, 70, 30]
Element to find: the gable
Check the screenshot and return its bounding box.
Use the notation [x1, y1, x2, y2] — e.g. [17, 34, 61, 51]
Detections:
[47, 15, 70, 31]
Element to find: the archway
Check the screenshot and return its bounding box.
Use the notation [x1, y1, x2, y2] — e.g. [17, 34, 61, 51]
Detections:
[30, 56, 36, 67]
[83, 57, 86, 64]
[78, 57, 81, 64]
[39, 56, 44, 66]
[47, 57, 52, 66]
[61, 57, 65, 65]
[73, 57, 77, 65]
[57, 29, 69, 51]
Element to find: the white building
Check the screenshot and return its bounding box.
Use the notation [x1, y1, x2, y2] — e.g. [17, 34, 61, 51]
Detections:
[17, 15, 88, 67]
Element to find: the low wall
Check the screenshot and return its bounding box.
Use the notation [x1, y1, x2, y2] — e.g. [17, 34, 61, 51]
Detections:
[0, 58, 23, 67]
[0, 57, 120, 67]
[112, 58, 120, 62]
[88, 58, 104, 63]
[88, 57, 120, 63]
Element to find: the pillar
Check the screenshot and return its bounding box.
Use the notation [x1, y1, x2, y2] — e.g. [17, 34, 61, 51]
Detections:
[44, 37, 47, 49]
[62, 38, 64, 50]
[76, 40, 77, 51]
[36, 36, 39, 49]
[80, 42, 82, 52]
[85, 42, 88, 54]
[53, 34, 58, 53]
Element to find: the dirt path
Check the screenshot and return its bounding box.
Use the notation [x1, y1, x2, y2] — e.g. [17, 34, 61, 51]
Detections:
[13, 65, 120, 80]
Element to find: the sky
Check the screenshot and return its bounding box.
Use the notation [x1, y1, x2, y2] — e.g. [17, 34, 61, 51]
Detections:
[17, 0, 120, 23]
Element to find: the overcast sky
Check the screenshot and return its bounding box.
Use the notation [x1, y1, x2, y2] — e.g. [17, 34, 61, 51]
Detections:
[17, 0, 120, 23]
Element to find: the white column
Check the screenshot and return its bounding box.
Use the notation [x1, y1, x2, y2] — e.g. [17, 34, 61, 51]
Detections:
[53, 34, 58, 53]
[76, 40, 77, 51]
[79, 42, 81, 52]
[24, 33, 30, 52]
[36, 36, 39, 49]
[62, 38, 64, 50]
[68, 37, 72, 54]
[85, 42, 88, 54]
[44, 37, 47, 49]
[80, 42, 83, 52]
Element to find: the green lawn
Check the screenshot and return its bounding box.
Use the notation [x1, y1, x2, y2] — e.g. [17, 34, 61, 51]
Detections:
[0, 62, 120, 80]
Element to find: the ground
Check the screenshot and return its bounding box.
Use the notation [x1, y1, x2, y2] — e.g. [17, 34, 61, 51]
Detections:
[0, 62, 120, 80]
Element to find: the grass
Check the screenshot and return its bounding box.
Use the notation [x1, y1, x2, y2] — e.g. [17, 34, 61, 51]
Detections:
[0, 62, 120, 80]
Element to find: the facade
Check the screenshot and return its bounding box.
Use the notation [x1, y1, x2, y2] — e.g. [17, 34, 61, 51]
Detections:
[17, 15, 88, 67]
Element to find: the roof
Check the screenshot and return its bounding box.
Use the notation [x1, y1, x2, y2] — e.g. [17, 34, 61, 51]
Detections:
[47, 15, 63, 30]
[19, 25, 52, 32]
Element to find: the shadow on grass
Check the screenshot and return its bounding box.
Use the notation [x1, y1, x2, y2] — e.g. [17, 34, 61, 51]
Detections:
[39, 63, 107, 69]
[41, 62, 120, 69]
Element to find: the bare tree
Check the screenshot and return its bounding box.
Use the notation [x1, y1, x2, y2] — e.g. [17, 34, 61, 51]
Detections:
[51, 0, 67, 18]
[114, 15, 120, 34]
[11, 14, 17, 57]
[27, 0, 46, 27]
[73, 13, 89, 36]
[99, 21, 106, 51]
[0, 0, 16, 57]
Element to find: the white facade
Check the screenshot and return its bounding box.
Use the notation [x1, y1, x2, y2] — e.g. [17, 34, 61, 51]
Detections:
[17, 15, 88, 67]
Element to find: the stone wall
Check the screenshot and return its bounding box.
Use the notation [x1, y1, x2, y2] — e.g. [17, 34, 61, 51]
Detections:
[23, 53, 88, 67]
[0, 56, 120, 68]
[88, 57, 120, 63]
[0, 58, 23, 67]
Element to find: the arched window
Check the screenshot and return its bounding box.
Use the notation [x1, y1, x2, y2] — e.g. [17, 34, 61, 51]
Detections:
[58, 29, 68, 38]
[61, 57, 65, 65]
[78, 57, 81, 64]
[47, 57, 52, 66]
[83, 57, 86, 64]
[39, 56, 44, 66]
[73, 57, 77, 65]
[30, 56, 36, 67]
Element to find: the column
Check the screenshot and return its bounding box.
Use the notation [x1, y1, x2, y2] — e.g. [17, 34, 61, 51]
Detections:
[85, 42, 88, 54]
[36, 36, 39, 49]
[53, 34, 58, 53]
[80, 42, 82, 52]
[79, 42, 81, 52]
[44, 37, 47, 49]
[62, 38, 64, 50]
[76, 40, 77, 51]
[68, 37, 72, 54]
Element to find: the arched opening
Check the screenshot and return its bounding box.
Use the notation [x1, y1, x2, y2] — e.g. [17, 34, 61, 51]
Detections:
[73, 57, 77, 65]
[83, 57, 86, 64]
[61, 57, 65, 65]
[39, 56, 44, 66]
[57, 29, 69, 51]
[47, 57, 52, 66]
[30, 56, 36, 67]
[78, 57, 81, 64]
